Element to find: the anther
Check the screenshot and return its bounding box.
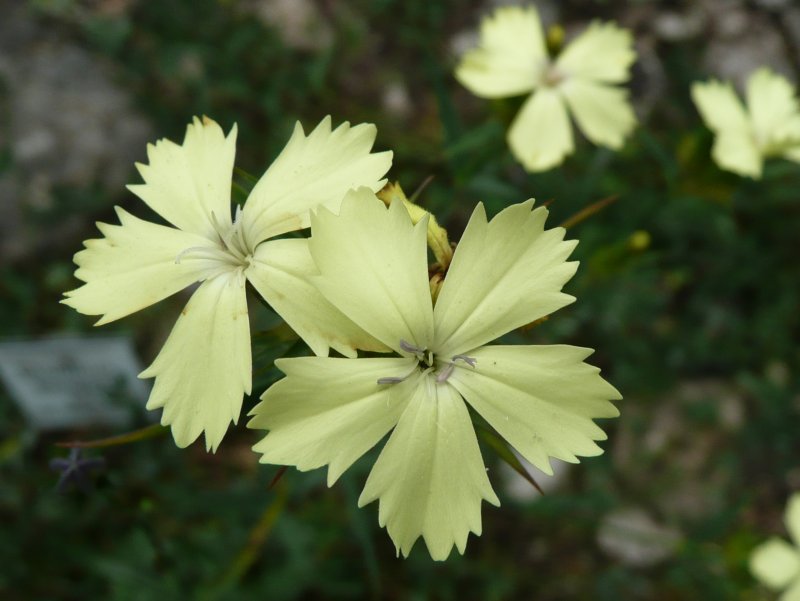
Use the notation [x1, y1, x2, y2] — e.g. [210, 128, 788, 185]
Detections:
[435, 363, 455, 383]
[452, 354, 477, 368]
[377, 363, 423, 386]
[399, 339, 424, 354]
[399, 339, 430, 366]
[436, 354, 476, 383]
[377, 376, 407, 385]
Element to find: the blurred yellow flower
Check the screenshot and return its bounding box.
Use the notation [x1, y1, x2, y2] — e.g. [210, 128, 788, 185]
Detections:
[455, 6, 637, 172]
[750, 493, 800, 600]
[249, 190, 621, 560]
[692, 68, 800, 179]
[63, 116, 391, 451]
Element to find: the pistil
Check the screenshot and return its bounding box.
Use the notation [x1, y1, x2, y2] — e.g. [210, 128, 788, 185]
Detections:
[175, 206, 255, 270]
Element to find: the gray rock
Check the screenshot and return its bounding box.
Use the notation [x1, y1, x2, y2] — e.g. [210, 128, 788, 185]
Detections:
[597, 507, 682, 568]
[0, 336, 149, 432]
[652, 8, 707, 42]
[0, 1, 152, 263]
[701, 2, 793, 86]
[238, 0, 334, 51]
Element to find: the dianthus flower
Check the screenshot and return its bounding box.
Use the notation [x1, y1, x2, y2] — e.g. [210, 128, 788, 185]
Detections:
[455, 6, 636, 171]
[249, 190, 621, 559]
[751, 493, 800, 601]
[692, 68, 800, 178]
[64, 116, 391, 450]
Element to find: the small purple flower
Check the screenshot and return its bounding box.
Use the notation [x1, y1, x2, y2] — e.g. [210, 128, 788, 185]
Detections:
[49, 447, 106, 493]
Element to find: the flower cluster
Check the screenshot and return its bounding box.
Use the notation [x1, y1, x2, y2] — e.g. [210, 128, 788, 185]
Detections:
[64, 114, 620, 559]
[455, 5, 800, 179]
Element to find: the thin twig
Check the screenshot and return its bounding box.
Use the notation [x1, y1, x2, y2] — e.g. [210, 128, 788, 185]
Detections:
[56, 423, 166, 449]
[559, 195, 618, 229]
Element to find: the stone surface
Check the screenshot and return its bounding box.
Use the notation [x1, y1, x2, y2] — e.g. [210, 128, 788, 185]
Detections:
[700, 1, 794, 86]
[241, 0, 334, 51]
[0, 336, 149, 432]
[382, 82, 413, 121]
[652, 8, 707, 42]
[597, 507, 682, 568]
[0, 1, 152, 263]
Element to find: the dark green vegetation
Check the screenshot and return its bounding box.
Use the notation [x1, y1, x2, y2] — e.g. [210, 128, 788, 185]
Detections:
[2, 1, 799, 599]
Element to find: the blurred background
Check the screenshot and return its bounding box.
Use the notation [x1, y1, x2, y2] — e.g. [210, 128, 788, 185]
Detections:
[2, 0, 800, 599]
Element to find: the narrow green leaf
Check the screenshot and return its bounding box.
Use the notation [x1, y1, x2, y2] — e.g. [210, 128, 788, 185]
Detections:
[56, 423, 167, 449]
[203, 484, 288, 599]
[475, 422, 544, 496]
[234, 166, 259, 184]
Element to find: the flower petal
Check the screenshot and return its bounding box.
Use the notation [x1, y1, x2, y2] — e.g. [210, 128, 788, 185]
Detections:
[62, 207, 218, 325]
[561, 80, 636, 149]
[448, 345, 621, 475]
[140, 273, 251, 452]
[787, 493, 800, 547]
[691, 80, 750, 133]
[455, 6, 545, 99]
[358, 377, 499, 560]
[711, 131, 762, 178]
[246, 238, 389, 358]
[692, 77, 760, 175]
[248, 356, 417, 485]
[508, 88, 574, 172]
[241, 117, 392, 247]
[746, 68, 800, 149]
[781, 146, 800, 164]
[309, 188, 435, 354]
[433, 201, 577, 358]
[127, 117, 236, 239]
[750, 537, 800, 590]
[555, 21, 635, 84]
[782, 579, 800, 601]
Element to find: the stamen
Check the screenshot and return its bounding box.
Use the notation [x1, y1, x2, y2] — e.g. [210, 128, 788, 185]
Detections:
[436, 354, 476, 383]
[377, 376, 408, 385]
[452, 354, 477, 368]
[399, 339, 424, 354]
[377, 363, 424, 386]
[209, 210, 224, 242]
[435, 363, 455, 383]
[207, 208, 252, 264]
[175, 246, 225, 264]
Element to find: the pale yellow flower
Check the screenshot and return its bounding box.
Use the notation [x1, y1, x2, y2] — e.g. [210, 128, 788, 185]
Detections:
[455, 6, 637, 171]
[692, 68, 800, 178]
[248, 189, 621, 560]
[63, 116, 391, 451]
[751, 493, 800, 601]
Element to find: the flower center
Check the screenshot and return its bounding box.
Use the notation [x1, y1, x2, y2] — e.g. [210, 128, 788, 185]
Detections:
[542, 63, 566, 88]
[174, 205, 254, 271]
[376, 339, 477, 385]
